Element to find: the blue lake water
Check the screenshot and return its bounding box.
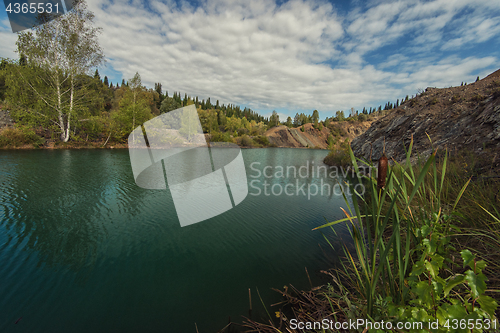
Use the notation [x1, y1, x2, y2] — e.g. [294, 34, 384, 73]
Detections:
[0, 148, 353, 332]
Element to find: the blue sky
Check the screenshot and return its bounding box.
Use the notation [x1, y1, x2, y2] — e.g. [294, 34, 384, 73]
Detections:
[1, 0, 500, 120]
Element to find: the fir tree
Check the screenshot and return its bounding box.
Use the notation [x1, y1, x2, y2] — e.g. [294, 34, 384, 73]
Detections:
[103, 76, 109, 87]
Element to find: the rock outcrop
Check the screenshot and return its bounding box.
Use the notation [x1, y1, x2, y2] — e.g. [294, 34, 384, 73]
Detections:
[352, 69, 500, 171]
[266, 121, 373, 149]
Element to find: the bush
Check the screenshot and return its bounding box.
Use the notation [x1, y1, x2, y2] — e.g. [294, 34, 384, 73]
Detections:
[357, 113, 367, 122]
[253, 135, 270, 146]
[327, 134, 334, 148]
[237, 128, 249, 136]
[210, 131, 233, 143]
[323, 139, 350, 167]
[0, 126, 44, 148]
[240, 134, 254, 147]
[300, 125, 305, 132]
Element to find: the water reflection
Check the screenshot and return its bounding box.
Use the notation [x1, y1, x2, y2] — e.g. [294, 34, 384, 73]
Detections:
[0, 150, 158, 274]
[0, 148, 353, 333]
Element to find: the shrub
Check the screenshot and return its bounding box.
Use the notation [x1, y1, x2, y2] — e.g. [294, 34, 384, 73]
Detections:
[237, 128, 249, 136]
[323, 139, 350, 167]
[210, 131, 233, 143]
[327, 134, 334, 148]
[300, 125, 305, 132]
[253, 135, 270, 146]
[240, 134, 253, 147]
[0, 126, 44, 148]
[357, 113, 367, 122]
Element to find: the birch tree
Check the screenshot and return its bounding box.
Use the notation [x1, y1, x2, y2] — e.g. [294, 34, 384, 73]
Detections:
[15, 0, 104, 142]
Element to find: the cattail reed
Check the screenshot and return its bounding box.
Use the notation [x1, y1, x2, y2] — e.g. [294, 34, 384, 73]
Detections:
[377, 153, 388, 189]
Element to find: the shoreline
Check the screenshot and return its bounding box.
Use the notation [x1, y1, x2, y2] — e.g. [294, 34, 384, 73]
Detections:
[0, 142, 330, 150]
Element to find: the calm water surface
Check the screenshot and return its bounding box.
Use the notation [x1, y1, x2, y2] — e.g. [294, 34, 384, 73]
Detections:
[0, 148, 353, 333]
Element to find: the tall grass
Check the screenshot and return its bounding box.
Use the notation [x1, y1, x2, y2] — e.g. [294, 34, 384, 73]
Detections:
[242, 139, 499, 332]
[313, 137, 498, 330]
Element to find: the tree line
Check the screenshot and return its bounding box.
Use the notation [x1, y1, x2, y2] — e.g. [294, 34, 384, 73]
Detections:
[0, 0, 406, 148]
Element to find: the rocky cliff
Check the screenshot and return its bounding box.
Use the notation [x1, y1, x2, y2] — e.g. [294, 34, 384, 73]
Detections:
[352, 69, 500, 171]
[266, 121, 373, 149]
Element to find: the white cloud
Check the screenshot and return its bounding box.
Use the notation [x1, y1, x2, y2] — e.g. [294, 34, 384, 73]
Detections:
[1, 0, 500, 115]
[0, 18, 17, 59]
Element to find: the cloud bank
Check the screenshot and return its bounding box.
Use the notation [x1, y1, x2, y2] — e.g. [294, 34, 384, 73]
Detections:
[2, 0, 500, 115]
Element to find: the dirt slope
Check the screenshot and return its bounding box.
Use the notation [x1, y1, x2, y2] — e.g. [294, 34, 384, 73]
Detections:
[351, 69, 500, 172]
[266, 121, 373, 149]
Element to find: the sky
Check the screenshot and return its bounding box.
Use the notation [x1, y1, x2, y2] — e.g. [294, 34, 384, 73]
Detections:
[1, 0, 500, 120]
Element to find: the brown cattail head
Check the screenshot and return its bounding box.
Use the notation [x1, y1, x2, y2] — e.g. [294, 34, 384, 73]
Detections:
[377, 153, 388, 189]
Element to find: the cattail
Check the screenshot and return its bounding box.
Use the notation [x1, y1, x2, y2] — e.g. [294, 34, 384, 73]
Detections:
[377, 153, 388, 189]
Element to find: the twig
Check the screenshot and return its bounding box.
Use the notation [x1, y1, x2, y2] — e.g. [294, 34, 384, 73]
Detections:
[102, 132, 111, 147]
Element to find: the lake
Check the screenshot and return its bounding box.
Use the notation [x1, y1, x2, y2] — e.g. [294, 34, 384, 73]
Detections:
[0, 148, 353, 333]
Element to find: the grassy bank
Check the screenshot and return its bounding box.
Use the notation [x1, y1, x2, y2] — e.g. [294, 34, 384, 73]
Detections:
[242, 140, 499, 332]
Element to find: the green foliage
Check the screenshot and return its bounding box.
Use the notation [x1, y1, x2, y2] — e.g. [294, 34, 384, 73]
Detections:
[323, 139, 350, 167]
[316, 140, 498, 330]
[335, 110, 345, 121]
[111, 80, 153, 140]
[240, 134, 254, 147]
[225, 116, 243, 133]
[301, 125, 305, 132]
[269, 110, 279, 127]
[160, 97, 181, 114]
[14, 0, 105, 142]
[209, 131, 233, 143]
[0, 126, 43, 147]
[254, 135, 270, 146]
[327, 134, 334, 149]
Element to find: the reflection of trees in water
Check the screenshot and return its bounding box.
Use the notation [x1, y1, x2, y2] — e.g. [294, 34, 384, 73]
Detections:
[1, 150, 154, 278]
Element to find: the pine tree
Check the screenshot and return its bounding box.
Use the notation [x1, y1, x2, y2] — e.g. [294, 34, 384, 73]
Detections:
[94, 69, 100, 80]
[103, 76, 109, 87]
[122, 79, 126, 87]
[476, 76, 480, 82]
